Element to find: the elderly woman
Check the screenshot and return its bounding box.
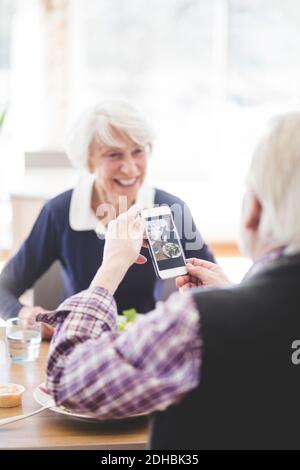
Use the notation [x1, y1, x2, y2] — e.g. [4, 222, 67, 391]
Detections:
[0, 100, 214, 335]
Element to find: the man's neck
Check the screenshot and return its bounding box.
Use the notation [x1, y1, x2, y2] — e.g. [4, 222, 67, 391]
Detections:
[252, 243, 281, 263]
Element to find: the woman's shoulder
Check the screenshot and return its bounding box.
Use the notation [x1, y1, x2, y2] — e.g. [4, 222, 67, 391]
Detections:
[154, 187, 185, 207]
[42, 189, 74, 226]
[45, 189, 73, 212]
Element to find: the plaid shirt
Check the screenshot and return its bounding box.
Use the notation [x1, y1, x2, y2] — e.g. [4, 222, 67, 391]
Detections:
[37, 287, 201, 419]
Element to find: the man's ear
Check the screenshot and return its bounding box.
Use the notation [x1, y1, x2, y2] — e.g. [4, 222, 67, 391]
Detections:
[244, 191, 262, 231]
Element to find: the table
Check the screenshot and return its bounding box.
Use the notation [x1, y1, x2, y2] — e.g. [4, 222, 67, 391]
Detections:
[0, 328, 149, 450]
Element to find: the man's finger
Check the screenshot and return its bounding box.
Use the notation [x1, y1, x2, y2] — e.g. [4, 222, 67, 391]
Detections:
[176, 275, 190, 288]
[186, 264, 210, 281]
[135, 254, 148, 265]
[186, 258, 218, 270]
[179, 282, 197, 292]
[176, 277, 185, 288]
[127, 204, 143, 219]
[41, 323, 54, 340]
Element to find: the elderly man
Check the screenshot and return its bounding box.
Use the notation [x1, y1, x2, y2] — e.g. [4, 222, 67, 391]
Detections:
[38, 112, 300, 450]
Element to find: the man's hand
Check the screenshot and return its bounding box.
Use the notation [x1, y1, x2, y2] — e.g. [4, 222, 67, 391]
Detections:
[176, 258, 232, 291]
[91, 205, 146, 294]
[18, 306, 54, 339]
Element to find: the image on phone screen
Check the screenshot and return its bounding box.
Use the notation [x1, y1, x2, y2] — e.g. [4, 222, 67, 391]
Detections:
[144, 214, 186, 271]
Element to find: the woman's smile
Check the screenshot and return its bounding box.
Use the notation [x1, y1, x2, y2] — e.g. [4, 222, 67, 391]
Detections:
[113, 177, 141, 188]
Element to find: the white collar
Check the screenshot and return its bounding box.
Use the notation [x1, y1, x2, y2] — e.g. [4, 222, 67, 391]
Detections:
[69, 173, 155, 234]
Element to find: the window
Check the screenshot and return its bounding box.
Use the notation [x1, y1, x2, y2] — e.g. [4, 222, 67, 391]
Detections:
[0, 0, 15, 250]
[0, 0, 14, 109]
[68, 0, 215, 181]
[68, 0, 300, 185]
[2, 0, 300, 247]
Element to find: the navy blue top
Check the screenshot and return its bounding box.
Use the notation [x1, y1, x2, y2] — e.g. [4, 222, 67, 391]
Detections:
[0, 188, 215, 319]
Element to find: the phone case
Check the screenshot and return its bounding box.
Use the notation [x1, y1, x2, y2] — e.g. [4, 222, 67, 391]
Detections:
[148, 245, 162, 278]
[143, 208, 186, 279]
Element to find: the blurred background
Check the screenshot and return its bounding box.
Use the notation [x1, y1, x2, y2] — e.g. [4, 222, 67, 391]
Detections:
[1, 0, 300, 282]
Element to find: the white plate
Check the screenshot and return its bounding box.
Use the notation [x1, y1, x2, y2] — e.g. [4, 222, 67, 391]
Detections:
[33, 383, 146, 421]
[162, 242, 181, 258]
[33, 383, 100, 421]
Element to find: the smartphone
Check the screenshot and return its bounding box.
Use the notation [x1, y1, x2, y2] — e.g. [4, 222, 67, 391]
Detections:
[142, 206, 187, 279]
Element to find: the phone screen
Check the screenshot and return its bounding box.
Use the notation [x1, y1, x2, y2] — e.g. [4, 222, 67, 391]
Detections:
[145, 213, 186, 271]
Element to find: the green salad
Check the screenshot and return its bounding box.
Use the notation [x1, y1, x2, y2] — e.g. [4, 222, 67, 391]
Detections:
[117, 308, 138, 332]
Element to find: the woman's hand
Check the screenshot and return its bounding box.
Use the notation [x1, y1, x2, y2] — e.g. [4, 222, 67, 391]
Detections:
[18, 306, 54, 339]
[176, 258, 232, 291]
[91, 205, 147, 294]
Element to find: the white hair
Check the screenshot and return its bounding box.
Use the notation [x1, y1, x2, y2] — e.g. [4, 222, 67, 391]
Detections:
[65, 100, 154, 170]
[247, 112, 300, 254]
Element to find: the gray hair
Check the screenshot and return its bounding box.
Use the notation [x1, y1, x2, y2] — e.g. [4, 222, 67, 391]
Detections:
[247, 112, 300, 254]
[65, 100, 154, 170]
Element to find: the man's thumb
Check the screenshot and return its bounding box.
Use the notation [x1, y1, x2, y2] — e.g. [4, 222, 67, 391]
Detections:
[135, 254, 148, 265]
[187, 264, 209, 280]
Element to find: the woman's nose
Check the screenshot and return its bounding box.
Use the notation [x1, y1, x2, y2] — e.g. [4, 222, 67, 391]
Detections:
[120, 156, 138, 175]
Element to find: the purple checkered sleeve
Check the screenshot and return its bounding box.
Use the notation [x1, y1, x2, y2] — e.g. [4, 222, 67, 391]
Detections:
[37, 287, 201, 419]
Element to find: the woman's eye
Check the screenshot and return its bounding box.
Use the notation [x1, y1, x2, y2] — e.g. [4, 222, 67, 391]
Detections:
[133, 149, 144, 156]
[107, 153, 122, 159]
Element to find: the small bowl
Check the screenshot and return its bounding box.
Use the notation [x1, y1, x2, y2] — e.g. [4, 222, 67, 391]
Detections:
[0, 383, 25, 408]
